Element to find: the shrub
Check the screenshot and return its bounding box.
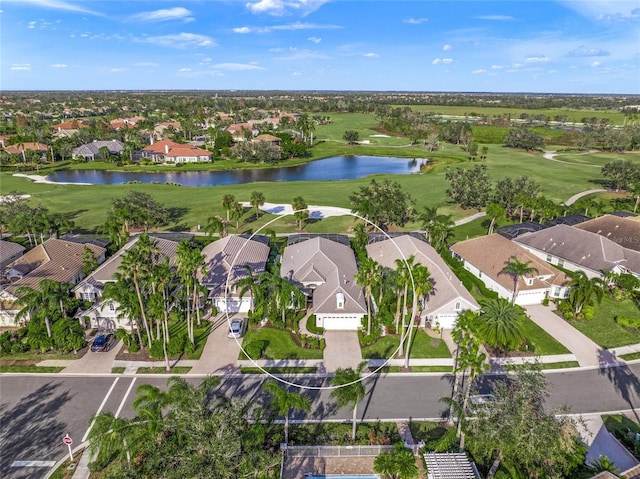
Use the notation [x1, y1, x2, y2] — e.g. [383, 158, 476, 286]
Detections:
[244, 340, 266, 359]
[616, 316, 640, 329]
[359, 329, 380, 347]
[184, 340, 196, 355]
[128, 340, 140, 353]
[167, 335, 186, 356]
[149, 340, 165, 358]
[541, 298, 550, 306]
[306, 314, 324, 335]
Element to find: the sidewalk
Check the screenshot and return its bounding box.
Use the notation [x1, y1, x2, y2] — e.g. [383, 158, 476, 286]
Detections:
[575, 414, 639, 471]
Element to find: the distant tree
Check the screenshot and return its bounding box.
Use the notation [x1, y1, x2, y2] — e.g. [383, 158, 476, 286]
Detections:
[82, 245, 99, 276]
[292, 196, 308, 230]
[504, 128, 545, 151]
[343, 129, 360, 144]
[445, 164, 492, 209]
[601, 159, 640, 191]
[492, 176, 540, 211]
[108, 191, 169, 233]
[468, 141, 478, 160]
[250, 191, 265, 219]
[485, 203, 506, 235]
[349, 179, 415, 231]
[221, 194, 236, 221]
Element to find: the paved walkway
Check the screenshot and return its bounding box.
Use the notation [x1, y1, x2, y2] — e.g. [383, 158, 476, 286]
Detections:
[524, 304, 605, 367]
[454, 211, 486, 226]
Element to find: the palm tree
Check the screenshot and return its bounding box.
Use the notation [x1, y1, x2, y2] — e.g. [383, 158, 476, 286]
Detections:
[330, 362, 367, 441]
[263, 381, 311, 444]
[394, 255, 416, 343]
[230, 201, 245, 231]
[221, 193, 236, 221]
[102, 273, 143, 344]
[205, 214, 230, 238]
[420, 206, 454, 251]
[568, 271, 606, 320]
[478, 298, 525, 352]
[355, 257, 380, 335]
[176, 240, 205, 344]
[292, 196, 308, 230]
[485, 203, 506, 235]
[250, 191, 265, 219]
[448, 310, 480, 425]
[499, 256, 539, 304]
[373, 443, 419, 479]
[15, 279, 71, 339]
[403, 263, 431, 368]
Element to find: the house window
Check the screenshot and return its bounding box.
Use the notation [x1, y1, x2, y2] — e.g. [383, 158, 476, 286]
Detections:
[455, 302, 461, 311]
[478, 271, 483, 278]
[109, 304, 115, 311]
[546, 254, 552, 262]
[81, 292, 95, 301]
[558, 259, 564, 268]
[553, 286, 561, 297]
[526, 278, 534, 286]
[336, 292, 345, 309]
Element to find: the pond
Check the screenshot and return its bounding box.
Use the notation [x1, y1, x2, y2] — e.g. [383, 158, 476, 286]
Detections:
[46, 155, 426, 186]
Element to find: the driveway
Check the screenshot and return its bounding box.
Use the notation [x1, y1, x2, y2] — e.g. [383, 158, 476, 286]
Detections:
[188, 314, 241, 375]
[323, 331, 363, 372]
[60, 340, 123, 374]
[524, 304, 603, 367]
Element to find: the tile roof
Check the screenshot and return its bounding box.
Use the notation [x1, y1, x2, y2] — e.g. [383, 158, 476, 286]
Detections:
[574, 214, 640, 252]
[514, 224, 640, 275]
[199, 235, 270, 293]
[5, 239, 105, 296]
[253, 134, 281, 142]
[451, 234, 570, 292]
[281, 237, 366, 316]
[72, 140, 124, 157]
[141, 140, 211, 159]
[366, 235, 479, 316]
[4, 142, 48, 154]
[0, 240, 26, 265]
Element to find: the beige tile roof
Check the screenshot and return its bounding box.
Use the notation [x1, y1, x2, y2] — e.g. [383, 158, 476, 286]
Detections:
[4, 142, 48, 154]
[200, 235, 270, 292]
[575, 214, 640, 252]
[451, 234, 570, 292]
[366, 235, 479, 317]
[514, 224, 640, 275]
[5, 239, 105, 296]
[281, 237, 366, 316]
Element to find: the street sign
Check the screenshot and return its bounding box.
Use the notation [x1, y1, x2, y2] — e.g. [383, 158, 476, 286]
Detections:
[63, 434, 73, 446]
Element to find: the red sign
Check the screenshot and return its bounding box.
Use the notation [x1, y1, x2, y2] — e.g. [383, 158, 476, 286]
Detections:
[63, 434, 73, 446]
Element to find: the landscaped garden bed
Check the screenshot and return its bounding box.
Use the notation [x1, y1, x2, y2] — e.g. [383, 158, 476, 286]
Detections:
[288, 421, 405, 446]
[602, 414, 640, 460]
[240, 326, 324, 360]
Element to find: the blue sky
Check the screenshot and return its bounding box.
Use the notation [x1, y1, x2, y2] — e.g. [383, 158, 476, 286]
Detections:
[1, 0, 639, 93]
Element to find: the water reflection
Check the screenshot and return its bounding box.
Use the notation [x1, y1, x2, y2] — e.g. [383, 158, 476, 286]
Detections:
[47, 155, 427, 186]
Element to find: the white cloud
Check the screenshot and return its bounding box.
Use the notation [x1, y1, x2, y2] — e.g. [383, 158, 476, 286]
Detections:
[28, 21, 36, 29]
[525, 55, 550, 63]
[475, 15, 515, 21]
[292, 71, 302, 76]
[10, 64, 31, 71]
[110, 68, 127, 72]
[50, 63, 67, 68]
[136, 33, 216, 48]
[177, 68, 192, 72]
[210, 63, 266, 71]
[233, 27, 252, 34]
[233, 22, 340, 33]
[129, 7, 194, 23]
[245, 0, 328, 16]
[491, 64, 503, 69]
[308, 36, 321, 44]
[135, 62, 159, 67]
[591, 61, 601, 67]
[275, 49, 328, 61]
[432, 58, 454, 64]
[7, 0, 102, 15]
[404, 17, 428, 24]
[567, 46, 610, 57]
[442, 44, 452, 51]
[472, 69, 487, 74]
[512, 63, 523, 68]
[363, 52, 379, 58]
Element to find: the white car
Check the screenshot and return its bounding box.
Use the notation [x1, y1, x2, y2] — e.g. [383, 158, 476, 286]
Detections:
[228, 317, 248, 339]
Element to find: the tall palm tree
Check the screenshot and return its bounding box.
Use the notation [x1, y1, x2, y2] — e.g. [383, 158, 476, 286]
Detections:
[176, 240, 205, 344]
[330, 362, 367, 441]
[485, 203, 506, 235]
[355, 257, 380, 335]
[292, 196, 308, 230]
[102, 273, 143, 344]
[250, 191, 265, 219]
[221, 193, 236, 221]
[15, 279, 71, 339]
[568, 271, 606, 320]
[263, 381, 311, 444]
[394, 255, 416, 343]
[478, 298, 525, 352]
[448, 310, 480, 425]
[403, 263, 431, 368]
[499, 256, 539, 304]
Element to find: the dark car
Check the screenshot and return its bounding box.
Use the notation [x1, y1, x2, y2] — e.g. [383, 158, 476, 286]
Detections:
[91, 333, 115, 352]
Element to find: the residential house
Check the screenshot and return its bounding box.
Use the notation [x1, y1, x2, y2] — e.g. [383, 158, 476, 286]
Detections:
[3, 142, 48, 159]
[110, 116, 145, 130]
[450, 234, 571, 305]
[153, 121, 182, 139]
[73, 235, 180, 330]
[0, 239, 106, 326]
[574, 214, 640, 253]
[366, 234, 479, 329]
[51, 120, 87, 133]
[199, 235, 270, 313]
[514, 224, 640, 279]
[227, 123, 259, 141]
[135, 139, 212, 164]
[252, 134, 282, 147]
[280, 236, 366, 330]
[0, 240, 25, 269]
[72, 139, 124, 161]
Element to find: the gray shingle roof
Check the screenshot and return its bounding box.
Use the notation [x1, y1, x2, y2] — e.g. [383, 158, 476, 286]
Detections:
[574, 214, 640, 253]
[0, 240, 26, 265]
[72, 140, 123, 157]
[366, 235, 479, 317]
[281, 237, 366, 316]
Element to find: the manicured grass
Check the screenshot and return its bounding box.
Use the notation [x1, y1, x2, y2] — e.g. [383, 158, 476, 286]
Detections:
[0, 351, 83, 361]
[409, 366, 454, 373]
[240, 326, 323, 360]
[567, 297, 640, 348]
[136, 366, 192, 374]
[520, 316, 571, 355]
[240, 366, 318, 374]
[288, 421, 403, 446]
[305, 314, 323, 335]
[554, 151, 640, 167]
[167, 320, 212, 360]
[620, 352, 640, 361]
[362, 329, 451, 359]
[541, 361, 580, 370]
[0, 365, 65, 373]
[111, 367, 126, 374]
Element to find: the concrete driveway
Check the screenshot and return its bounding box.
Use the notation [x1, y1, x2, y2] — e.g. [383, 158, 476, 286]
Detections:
[188, 314, 242, 375]
[323, 331, 363, 372]
[60, 340, 123, 374]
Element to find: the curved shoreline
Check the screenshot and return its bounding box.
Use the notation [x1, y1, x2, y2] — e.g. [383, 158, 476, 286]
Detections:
[13, 173, 94, 186]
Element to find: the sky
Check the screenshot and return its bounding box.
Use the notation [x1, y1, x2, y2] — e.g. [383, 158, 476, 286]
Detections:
[1, 0, 639, 94]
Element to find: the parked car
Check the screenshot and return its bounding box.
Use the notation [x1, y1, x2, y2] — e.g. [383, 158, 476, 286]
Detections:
[228, 317, 248, 339]
[91, 333, 115, 352]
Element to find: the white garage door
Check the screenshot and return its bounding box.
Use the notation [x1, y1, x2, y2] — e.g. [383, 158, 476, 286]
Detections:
[436, 314, 458, 330]
[215, 297, 252, 313]
[515, 290, 547, 306]
[321, 315, 362, 330]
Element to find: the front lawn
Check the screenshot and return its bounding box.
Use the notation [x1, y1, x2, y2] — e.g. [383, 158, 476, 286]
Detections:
[520, 316, 570, 355]
[0, 365, 64, 373]
[567, 297, 640, 348]
[288, 421, 403, 446]
[362, 329, 451, 359]
[240, 326, 323, 360]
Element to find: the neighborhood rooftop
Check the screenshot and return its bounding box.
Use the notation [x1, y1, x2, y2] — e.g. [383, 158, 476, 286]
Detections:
[574, 214, 640, 253]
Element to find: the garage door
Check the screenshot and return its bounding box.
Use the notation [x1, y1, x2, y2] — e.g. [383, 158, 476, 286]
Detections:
[321, 315, 362, 330]
[215, 297, 252, 313]
[515, 290, 547, 306]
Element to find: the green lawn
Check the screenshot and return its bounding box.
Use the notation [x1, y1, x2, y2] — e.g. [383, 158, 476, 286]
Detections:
[521, 316, 571, 356]
[541, 361, 580, 370]
[0, 365, 65, 373]
[167, 320, 212, 360]
[136, 366, 192, 374]
[362, 329, 451, 359]
[288, 421, 403, 446]
[240, 327, 323, 360]
[567, 297, 640, 349]
[240, 366, 317, 374]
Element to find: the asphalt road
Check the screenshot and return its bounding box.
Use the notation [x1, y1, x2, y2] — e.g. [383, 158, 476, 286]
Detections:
[2, 364, 640, 478]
